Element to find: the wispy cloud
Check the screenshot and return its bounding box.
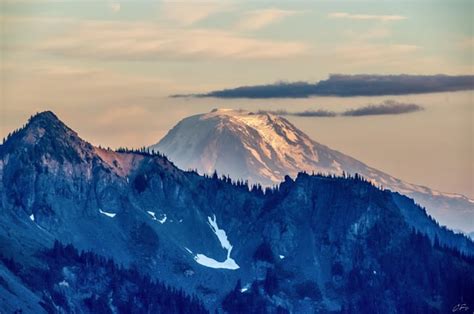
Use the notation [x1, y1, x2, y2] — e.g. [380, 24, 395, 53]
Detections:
[341, 100, 424, 116]
[37, 21, 308, 60]
[236, 8, 300, 31]
[258, 101, 424, 118]
[258, 109, 337, 117]
[108, 1, 121, 13]
[160, 1, 230, 26]
[329, 12, 407, 21]
[345, 27, 391, 40]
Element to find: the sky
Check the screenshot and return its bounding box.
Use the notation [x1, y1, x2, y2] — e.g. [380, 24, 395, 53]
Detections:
[0, 0, 473, 197]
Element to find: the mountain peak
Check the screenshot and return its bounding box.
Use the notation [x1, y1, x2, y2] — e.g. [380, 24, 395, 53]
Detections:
[203, 108, 292, 133]
[207, 108, 273, 118]
[29, 110, 60, 123]
[151, 108, 318, 186]
[26, 110, 69, 133]
[1, 110, 93, 164]
[210, 108, 235, 113]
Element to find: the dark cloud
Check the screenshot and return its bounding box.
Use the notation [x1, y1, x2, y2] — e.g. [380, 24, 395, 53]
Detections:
[258, 100, 424, 118]
[178, 74, 474, 98]
[257, 109, 337, 117]
[341, 100, 424, 116]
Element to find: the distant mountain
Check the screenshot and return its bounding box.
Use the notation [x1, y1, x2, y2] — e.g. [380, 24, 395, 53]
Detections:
[1, 111, 473, 313]
[151, 108, 474, 233]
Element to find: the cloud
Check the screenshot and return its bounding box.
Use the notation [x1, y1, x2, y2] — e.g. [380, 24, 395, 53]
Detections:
[236, 8, 300, 31]
[191, 74, 474, 98]
[344, 27, 391, 41]
[258, 101, 424, 118]
[258, 109, 337, 117]
[341, 100, 424, 116]
[329, 12, 407, 21]
[109, 1, 121, 13]
[1, 62, 182, 103]
[160, 1, 230, 26]
[37, 20, 308, 60]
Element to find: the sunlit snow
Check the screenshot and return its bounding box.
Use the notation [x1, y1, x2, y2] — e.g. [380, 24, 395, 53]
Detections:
[99, 209, 116, 218]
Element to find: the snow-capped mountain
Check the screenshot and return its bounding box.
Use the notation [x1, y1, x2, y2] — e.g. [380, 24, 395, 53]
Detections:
[151, 108, 474, 233]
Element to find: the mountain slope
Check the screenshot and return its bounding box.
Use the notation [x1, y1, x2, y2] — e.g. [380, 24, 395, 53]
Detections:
[151, 108, 474, 233]
[1, 111, 473, 313]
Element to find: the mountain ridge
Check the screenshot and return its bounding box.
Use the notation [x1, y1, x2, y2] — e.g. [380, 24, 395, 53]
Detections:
[151, 108, 474, 233]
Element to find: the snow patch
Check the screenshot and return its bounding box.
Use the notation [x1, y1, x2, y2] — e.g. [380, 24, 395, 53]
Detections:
[59, 280, 69, 287]
[148, 211, 167, 223]
[279, 255, 285, 259]
[99, 209, 116, 218]
[147, 211, 157, 220]
[29, 214, 35, 222]
[186, 215, 239, 270]
[193, 253, 239, 270]
[240, 284, 251, 293]
[208, 215, 232, 251]
[158, 214, 167, 224]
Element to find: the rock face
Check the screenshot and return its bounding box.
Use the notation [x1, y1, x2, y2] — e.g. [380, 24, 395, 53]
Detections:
[151, 108, 474, 233]
[1, 111, 474, 313]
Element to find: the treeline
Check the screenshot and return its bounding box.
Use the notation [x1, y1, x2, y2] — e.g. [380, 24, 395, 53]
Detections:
[200, 169, 379, 197]
[115, 146, 169, 160]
